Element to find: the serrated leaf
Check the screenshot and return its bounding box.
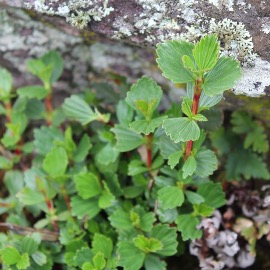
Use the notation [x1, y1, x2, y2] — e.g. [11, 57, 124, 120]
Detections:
[16, 253, 30, 270]
[92, 234, 113, 259]
[96, 143, 119, 165]
[74, 172, 102, 199]
[193, 114, 207, 121]
[193, 34, 219, 72]
[202, 57, 242, 96]
[195, 149, 217, 178]
[73, 134, 92, 162]
[126, 76, 162, 119]
[144, 255, 167, 270]
[182, 55, 197, 73]
[158, 186, 184, 210]
[176, 214, 202, 241]
[98, 182, 115, 209]
[162, 117, 200, 143]
[157, 134, 182, 159]
[21, 236, 39, 255]
[182, 155, 197, 179]
[16, 187, 45, 205]
[42, 147, 68, 178]
[133, 235, 163, 253]
[71, 196, 100, 219]
[93, 252, 106, 269]
[0, 68, 12, 99]
[1, 246, 20, 265]
[181, 98, 193, 118]
[150, 224, 178, 256]
[109, 209, 133, 230]
[197, 182, 226, 208]
[112, 124, 145, 152]
[193, 203, 214, 217]
[168, 151, 183, 169]
[185, 191, 205, 204]
[156, 40, 195, 83]
[129, 116, 167, 135]
[117, 241, 145, 270]
[32, 251, 47, 266]
[116, 100, 134, 125]
[17, 86, 48, 100]
[63, 95, 97, 125]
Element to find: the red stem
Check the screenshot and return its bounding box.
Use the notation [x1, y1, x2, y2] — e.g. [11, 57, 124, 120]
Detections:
[146, 134, 154, 190]
[4, 101, 11, 123]
[184, 79, 202, 160]
[45, 94, 52, 126]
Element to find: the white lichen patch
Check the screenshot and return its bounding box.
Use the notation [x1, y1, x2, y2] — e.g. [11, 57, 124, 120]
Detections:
[207, 0, 235, 11]
[24, 0, 114, 29]
[262, 22, 270, 34]
[209, 18, 256, 66]
[234, 57, 270, 96]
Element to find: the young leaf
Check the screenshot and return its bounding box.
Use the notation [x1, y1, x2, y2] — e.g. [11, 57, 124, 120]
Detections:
[168, 151, 183, 169]
[16, 253, 30, 270]
[74, 172, 102, 199]
[193, 34, 219, 72]
[0, 68, 12, 99]
[63, 95, 97, 125]
[181, 98, 193, 118]
[182, 156, 197, 179]
[1, 246, 20, 266]
[17, 86, 48, 100]
[195, 149, 217, 178]
[182, 55, 197, 73]
[92, 234, 113, 259]
[162, 117, 200, 143]
[197, 182, 226, 208]
[71, 196, 100, 219]
[156, 40, 195, 83]
[158, 186, 184, 210]
[98, 182, 115, 209]
[93, 252, 106, 269]
[176, 214, 202, 241]
[150, 224, 178, 256]
[133, 235, 163, 253]
[112, 125, 145, 152]
[117, 241, 145, 270]
[42, 147, 68, 178]
[126, 76, 162, 120]
[192, 114, 207, 121]
[193, 203, 214, 217]
[202, 57, 242, 96]
[129, 116, 167, 135]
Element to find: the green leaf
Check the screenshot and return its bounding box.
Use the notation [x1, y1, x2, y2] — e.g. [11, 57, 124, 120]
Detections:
[202, 57, 242, 96]
[96, 143, 119, 165]
[185, 191, 205, 204]
[112, 124, 145, 152]
[32, 251, 47, 266]
[126, 76, 162, 119]
[41, 50, 64, 83]
[176, 214, 202, 241]
[157, 134, 182, 159]
[4, 170, 24, 195]
[181, 97, 193, 118]
[98, 182, 115, 209]
[16, 187, 45, 205]
[182, 156, 197, 179]
[73, 134, 92, 162]
[158, 186, 184, 209]
[226, 149, 270, 180]
[193, 34, 219, 72]
[162, 117, 200, 143]
[16, 253, 30, 270]
[156, 40, 195, 83]
[134, 235, 163, 253]
[116, 100, 134, 125]
[129, 116, 168, 135]
[21, 236, 39, 255]
[63, 95, 97, 125]
[42, 147, 68, 178]
[192, 114, 207, 121]
[92, 234, 113, 259]
[197, 182, 226, 208]
[151, 224, 178, 256]
[193, 203, 214, 217]
[182, 55, 197, 73]
[195, 149, 217, 178]
[144, 255, 167, 270]
[109, 209, 133, 230]
[71, 196, 100, 219]
[1, 246, 20, 265]
[93, 252, 106, 269]
[168, 151, 183, 169]
[0, 68, 12, 99]
[74, 172, 102, 199]
[117, 241, 145, 270]
[17, 86, 48, 100]
[0, 156, 13, 170]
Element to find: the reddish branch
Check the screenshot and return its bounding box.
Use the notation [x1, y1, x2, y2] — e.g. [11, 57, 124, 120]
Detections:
[146, 133, 154, 190]
[45, 94, 53, 126]
[4, 101, 12, 123]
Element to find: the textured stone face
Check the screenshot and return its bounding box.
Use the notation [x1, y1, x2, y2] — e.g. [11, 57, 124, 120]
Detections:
[0, 0, 269, 96]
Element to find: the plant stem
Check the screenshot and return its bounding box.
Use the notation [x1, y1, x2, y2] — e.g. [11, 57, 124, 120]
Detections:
[60, 185, 72, 211]
[45, 94, 53, 126]
[4, 100, 12, 123]
[185, 78, 202, 160]
[146, 133, 154, 190]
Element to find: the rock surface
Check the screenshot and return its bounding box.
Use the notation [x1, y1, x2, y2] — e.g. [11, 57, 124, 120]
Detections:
[0, 0, 269, 98]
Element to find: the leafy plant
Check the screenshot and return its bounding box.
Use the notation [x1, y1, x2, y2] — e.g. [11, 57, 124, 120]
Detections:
[1, 34, 268, 270]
